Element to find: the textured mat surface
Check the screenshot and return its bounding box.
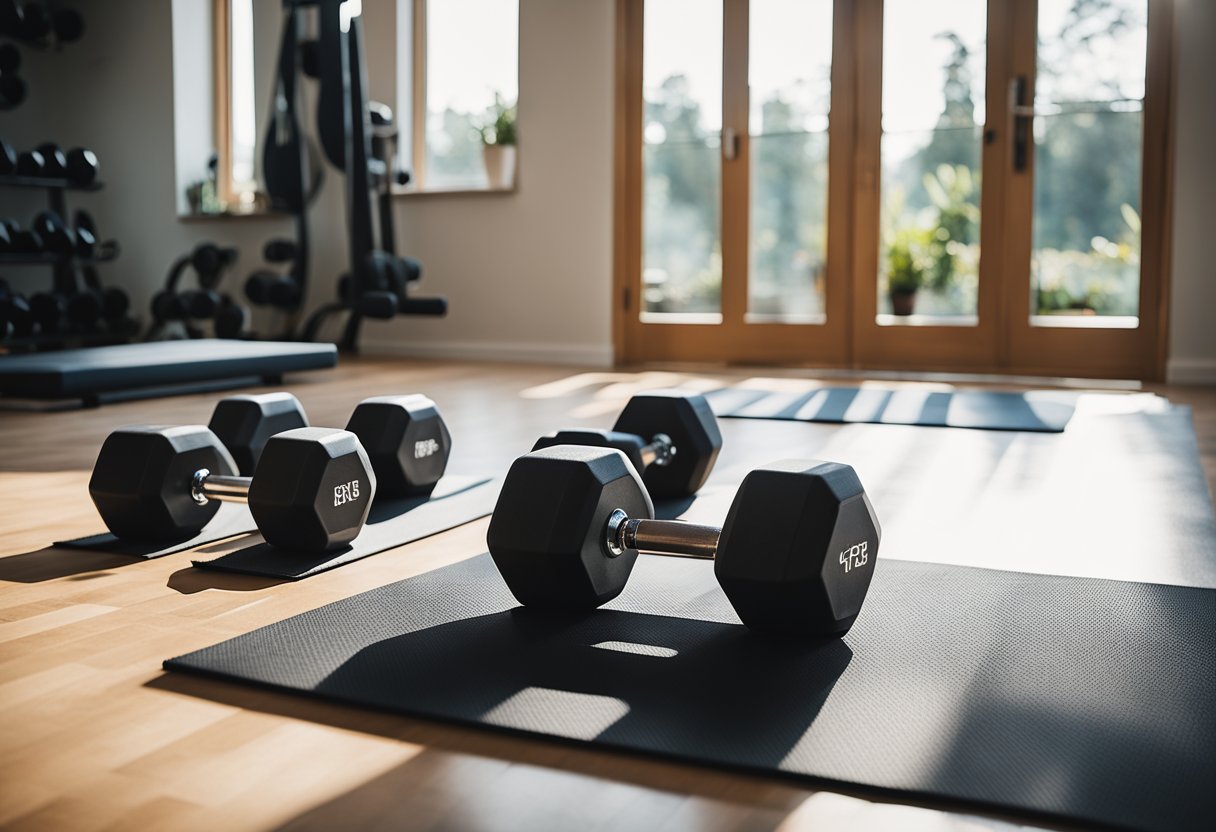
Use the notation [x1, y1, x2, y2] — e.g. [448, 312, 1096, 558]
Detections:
[55, 502, 255, 558]
[192, 475, 497, 578]
[167, 553, 1216, 832]
[708, 387, 1079, 431]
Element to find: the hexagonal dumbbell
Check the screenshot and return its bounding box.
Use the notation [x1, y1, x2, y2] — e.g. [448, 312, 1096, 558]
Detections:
[208, 392, 310, 475]
[208, 392, 451, 496]
[486, 446, 880, 636]
[343, 394, 451, 497]
[532, 390, 722, 498]
[89, 425, 376, 552]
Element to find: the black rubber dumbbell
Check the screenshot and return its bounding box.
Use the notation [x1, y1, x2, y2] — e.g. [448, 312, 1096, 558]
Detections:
[0, 277, 33, 337]
[0, 42, 17, 74]
[65, 147, 97, 184]
[28, 290, 64, 332]
[18, 1, 48, 41]
[15, 148, 43, 177]
[213, 294, 249, 339]
[74, 265, 130, 326]
[0, 138, 16, 174]
[89, 425, 376, 552]
[3, 219, 40, 253]
[51, 6, 83, 43]
[31, 211, 75, 255]
[487, 446, 882, 636]
[210, 391, 452, 496]
[533, 391, 723, 498]
[34, 143, 67, 178]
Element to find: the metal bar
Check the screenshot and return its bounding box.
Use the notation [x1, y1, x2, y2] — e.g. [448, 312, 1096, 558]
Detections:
[624, 518, 718, 559]
[192, 469, 251, 504]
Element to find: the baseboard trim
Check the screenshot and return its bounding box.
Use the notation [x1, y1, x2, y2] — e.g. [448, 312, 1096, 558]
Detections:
[1166, 358, 1216, 385]
[360, 339, 615, 368]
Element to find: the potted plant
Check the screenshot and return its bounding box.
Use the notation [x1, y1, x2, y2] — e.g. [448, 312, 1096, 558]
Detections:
[886, 228, 929, 316]
[478, 94, 517, 189]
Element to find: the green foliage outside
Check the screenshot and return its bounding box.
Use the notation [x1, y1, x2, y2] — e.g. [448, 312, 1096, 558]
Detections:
[638, 0, 1144, 319]
[426, 93, 517, 188]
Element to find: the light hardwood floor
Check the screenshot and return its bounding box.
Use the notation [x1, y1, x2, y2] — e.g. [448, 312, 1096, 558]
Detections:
[0, 358, 1212, 832]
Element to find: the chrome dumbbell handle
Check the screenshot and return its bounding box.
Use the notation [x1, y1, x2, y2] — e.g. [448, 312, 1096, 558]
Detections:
[604, 508, 719, 560]
[638, 433, 676, 468]
[191, 468, 251, 505]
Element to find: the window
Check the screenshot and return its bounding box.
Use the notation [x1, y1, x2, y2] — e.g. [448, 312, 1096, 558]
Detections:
[400, 0, 519, 190]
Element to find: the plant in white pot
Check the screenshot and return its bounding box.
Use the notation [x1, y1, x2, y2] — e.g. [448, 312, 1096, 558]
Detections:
[478, 94, 517, 189]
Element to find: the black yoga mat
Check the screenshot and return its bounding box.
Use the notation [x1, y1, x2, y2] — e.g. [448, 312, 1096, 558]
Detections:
[707, 387, 1079, 431]
[54, 502, 255, 558]
[167, 553, 1216, 832]
[191, 475, 497, 579]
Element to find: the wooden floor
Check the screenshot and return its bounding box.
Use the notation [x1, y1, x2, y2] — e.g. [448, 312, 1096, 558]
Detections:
[0, 358, 1212, 832]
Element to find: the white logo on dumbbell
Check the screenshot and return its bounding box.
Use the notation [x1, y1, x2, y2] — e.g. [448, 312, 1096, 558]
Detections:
[333, 480, 361, 507]
[414, 438, 440, 459]
[839, 541, 868, 573]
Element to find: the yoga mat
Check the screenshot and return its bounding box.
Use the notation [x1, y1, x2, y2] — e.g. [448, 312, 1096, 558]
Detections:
[192, 475, 497, 579]
[167, 553, 1216, 832]
[708, 387, 1080, 431]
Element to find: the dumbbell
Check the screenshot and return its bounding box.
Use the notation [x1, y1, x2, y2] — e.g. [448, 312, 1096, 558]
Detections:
[3, 219, 40, 253]
[89, 425, 375, 552]
[65, 147, 97, 184]
[32, 211, 75, 254]
[0, 279, 33, 337]
[34, 143, 66, 178]
[0, 138, 16, 174]
[245, 269, 301, 309]
[28, 290, 65, 331]
[487, 446, 881, 636]
[14, 148, 42, 177]
[533, 391, 723, 498]
[213, 295, 249, 339]
[209, 391, 451, 496]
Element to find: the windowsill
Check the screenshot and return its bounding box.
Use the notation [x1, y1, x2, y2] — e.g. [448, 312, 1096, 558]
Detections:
[391, 184, 517, 198]
[178, 208, 290, 222]
[876, 314, 979, 327]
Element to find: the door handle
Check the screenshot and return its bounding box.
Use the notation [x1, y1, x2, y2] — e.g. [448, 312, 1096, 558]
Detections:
[1009, 76, 1030, 172]
[721, 127, 740, 161]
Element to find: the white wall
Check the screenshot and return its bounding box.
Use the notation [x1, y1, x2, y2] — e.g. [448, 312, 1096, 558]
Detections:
[1166, 0, 1216, 385]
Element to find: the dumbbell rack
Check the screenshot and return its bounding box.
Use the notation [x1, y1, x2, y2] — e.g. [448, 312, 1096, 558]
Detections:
[0, 173, 130, 352]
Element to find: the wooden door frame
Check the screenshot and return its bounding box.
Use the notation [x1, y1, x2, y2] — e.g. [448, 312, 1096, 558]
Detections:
[1000, 0, 1175, 380]
[613, 0, 1176, 380]
[614, 0, 856, 365]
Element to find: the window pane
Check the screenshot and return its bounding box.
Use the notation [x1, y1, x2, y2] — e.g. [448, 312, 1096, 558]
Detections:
[425, 0, 518, 189]
[229, 0, 257, 195]
[642, 0, 722, 319]
[748, 0, 832, 324]
[878, 0, 985, 325]
[1030, 0, 1145, 327]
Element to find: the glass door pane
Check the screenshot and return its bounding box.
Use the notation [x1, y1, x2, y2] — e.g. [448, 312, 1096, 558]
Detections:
[1030, 0, 1146, 328]
[878, 0, 986, 325]
[747, 0, 833, 324]
[642, 0, 723, 320]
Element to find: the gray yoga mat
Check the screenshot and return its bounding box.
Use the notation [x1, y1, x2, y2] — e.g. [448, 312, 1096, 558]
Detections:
[708, 387, 1079, 431]
[191, 475, 498, 579]
[166, 553, 1216, 832]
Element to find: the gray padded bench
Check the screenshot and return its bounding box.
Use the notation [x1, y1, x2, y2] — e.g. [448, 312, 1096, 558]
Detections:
[0, 340, 337, 403]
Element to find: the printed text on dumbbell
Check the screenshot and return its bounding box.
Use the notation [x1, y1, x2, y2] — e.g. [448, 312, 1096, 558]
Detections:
[333, 481, 362, 506]
[839, 542, 868, 573]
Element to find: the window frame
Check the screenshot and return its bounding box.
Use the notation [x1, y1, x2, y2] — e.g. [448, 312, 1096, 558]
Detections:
[398, 0, 520, 194]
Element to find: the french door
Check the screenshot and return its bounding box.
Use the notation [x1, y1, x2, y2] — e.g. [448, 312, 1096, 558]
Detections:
[615, 0, 1172, 379]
